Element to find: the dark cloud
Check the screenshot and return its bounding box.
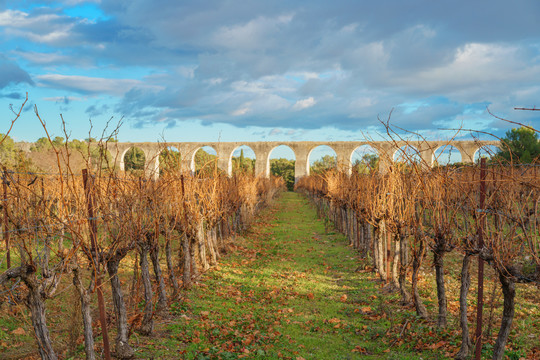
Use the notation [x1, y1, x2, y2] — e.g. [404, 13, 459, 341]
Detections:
[0, 57, 33, 88]
[0, 92, 22, 99]
[22, 101, 34, 113]
[85, 103, 111, 117]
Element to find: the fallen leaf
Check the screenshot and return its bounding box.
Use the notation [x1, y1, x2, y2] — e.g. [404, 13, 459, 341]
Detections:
[11, 327, 26, 336]
[351, 346, 367, 353]
[430, 340, 447, 349]
[307, 293, 314, 300]
[340, 294, 347, 302]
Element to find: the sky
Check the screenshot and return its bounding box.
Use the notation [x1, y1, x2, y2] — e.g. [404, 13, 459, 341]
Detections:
[1, 0, 540, 150]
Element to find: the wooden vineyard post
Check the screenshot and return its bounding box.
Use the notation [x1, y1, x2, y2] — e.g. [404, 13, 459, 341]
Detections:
[82, 169, 111, 360]
[386, 228, 391, 284]
[2, 167, 10, 269]
[475, 157, 487, 360]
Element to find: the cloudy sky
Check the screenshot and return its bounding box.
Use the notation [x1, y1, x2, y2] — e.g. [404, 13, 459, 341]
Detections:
[1, 0, 539, 144]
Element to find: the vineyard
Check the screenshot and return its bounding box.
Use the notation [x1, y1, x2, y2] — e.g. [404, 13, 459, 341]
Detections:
[0, 100, 286, 359]
[296, 143, 540, 360]
[0, 157, 285, 358]
[0, 101, 538, 360]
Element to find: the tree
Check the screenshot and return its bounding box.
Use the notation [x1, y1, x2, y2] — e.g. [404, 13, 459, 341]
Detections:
[159, 148, 181, 174]
[194, 148, 218, 176]
[310, 155, 336, 174]
[353, 154, 379, 173]
[0, 133, 16, 164]
[31, 136, 64, 151]
[497, 126, 540, 163]
[124, 147, 146, 172]
[52, 136, 64, 147]
[30, 137, 52, 152]
[270, 158, 295, 191]
[232, 149, 255, 175]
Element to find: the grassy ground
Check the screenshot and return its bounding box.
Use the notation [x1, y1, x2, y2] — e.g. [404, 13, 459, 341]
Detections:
[134, 192, 452, 359]
[1, 191, 538, 359]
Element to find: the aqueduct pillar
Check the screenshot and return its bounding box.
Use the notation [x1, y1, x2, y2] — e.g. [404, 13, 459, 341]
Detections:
[112, 143, 132, 172]
[418, 144, 435, 168]
[333, 142, 356, 175]
[213, 143, 237, 176]
[251, 143, 272, 177]
[371, 142, 395, 173]
[144, 146, 160, 180]
[453, 142, 480, 163]
[289, 143, 310, 182]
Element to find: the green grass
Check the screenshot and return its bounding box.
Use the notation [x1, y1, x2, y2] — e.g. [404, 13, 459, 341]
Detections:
[134, 193, 447, 359]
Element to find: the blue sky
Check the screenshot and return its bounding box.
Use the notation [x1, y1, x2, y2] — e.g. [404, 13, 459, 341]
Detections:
[1, 0, 540, 148]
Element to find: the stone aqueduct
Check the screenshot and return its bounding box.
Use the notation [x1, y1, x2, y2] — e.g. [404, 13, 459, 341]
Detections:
[111, 140, 500, 181]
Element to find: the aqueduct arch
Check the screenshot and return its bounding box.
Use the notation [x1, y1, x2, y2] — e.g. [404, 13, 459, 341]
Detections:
[350, 145, 379, 174]
[191, 145, 218, 174]
[228, 145, 256, 176]
[307, 145, 338, 176]
[433, 145, 462, 165]
[265, 145, 296, 177]
[473, 145, 502, 162]
[109, 140, 500, 180]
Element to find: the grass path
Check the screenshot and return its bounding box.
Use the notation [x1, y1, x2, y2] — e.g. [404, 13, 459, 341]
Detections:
[136, 192, 443, 359]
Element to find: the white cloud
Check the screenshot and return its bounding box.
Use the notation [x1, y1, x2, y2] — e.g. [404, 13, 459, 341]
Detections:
[230, 77, 295, 95]
[232, 105, 250, 116]
[0, 10, 74, 45]
[62, 0, 101, 5]
[206, 78, 223, 85]
[293, 97, 316, 110]
[12, 50, 74, 65]
[36, 74, 161, 96]
[176, 66, 196, 79]
[25, 29, 72, 44]
[288, 71, 320, 81]
[341, 23, 359, 33]
[213, 13, 294, 50]
[0, 10, 63, 29]
[0, 10, 38, 27]
[391, 43, 540, 99]
[43, 96, 82, 102]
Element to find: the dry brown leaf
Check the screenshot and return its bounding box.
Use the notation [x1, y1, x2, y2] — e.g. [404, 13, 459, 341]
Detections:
[11, 327, 26, 336]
